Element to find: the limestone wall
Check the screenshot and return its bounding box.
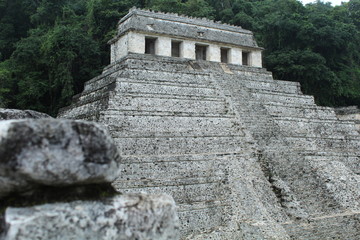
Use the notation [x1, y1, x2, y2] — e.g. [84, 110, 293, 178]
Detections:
[111, 30, 263, 67]
[58, 54, 290, 239]
[112, 8, 259, 48]
[58, 53, 360, 239]
[109, 8, 263, 67]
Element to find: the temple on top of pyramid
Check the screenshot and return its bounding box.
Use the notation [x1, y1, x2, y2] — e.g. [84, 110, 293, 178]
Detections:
[108, 8, 263, 67]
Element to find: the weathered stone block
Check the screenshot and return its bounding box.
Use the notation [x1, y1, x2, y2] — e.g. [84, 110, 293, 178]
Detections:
[0, 109, 51, 120]
[2, 193, 180, 240]
[0, 119, 121, 198]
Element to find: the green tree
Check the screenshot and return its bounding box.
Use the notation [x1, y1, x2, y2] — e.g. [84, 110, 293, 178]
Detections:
[0, 0, 37, 61]
[85, 0, 133, 65]
[1, 0, 360, 112]
[11, 28, 49, 113]
[266, 50, 340, 105]
[150, 0, 183, 13]
[183, 0, 215, 18]
[150, 0, 215, 18]
[6, 1, 101, 115]
[348, 0, 360, 29]
[40, 23, 101, 113]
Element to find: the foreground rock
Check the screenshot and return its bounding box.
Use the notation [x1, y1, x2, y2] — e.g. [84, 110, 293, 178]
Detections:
[0, 119, 121, 198]
[3, 193, 180, 240]
[0, 109, 51, 120]
[0, 117, 181, 240]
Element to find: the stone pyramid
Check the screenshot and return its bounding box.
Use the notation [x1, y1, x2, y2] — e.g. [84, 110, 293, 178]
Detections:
[58, 8, 360, 239]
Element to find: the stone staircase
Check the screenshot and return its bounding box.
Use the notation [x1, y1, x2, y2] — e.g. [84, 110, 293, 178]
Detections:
[217, 64, 360, 239]
[59, 54, 291, 239]
[283, 211, 360, 239]
[58, 54, 360, 239]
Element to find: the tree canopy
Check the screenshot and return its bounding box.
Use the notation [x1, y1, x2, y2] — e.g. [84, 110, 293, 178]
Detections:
[0, 0, 359, 115]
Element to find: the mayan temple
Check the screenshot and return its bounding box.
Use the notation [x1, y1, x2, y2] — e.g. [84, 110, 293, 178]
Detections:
[58, 8, 360, 239]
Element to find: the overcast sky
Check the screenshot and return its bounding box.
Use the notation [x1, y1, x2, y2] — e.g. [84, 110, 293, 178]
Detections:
[299, 0, 349, 6]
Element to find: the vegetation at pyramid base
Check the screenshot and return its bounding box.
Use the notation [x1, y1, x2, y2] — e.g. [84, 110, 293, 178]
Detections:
[0, 0, 359, 116]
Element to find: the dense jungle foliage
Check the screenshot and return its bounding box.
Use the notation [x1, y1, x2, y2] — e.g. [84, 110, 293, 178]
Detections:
[0, 0, 360, 116]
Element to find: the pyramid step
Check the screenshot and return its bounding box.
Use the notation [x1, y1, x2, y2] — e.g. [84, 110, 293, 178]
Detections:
[283, 211, 360, 240]
[75, 89, 114, 105]
[232, 75, 274, 82]
[270, 165, 342, 217]
[115, 79, 220, 98]
[316, 135, 360, 147]
[103, 115, 244, 138]
[108, 95, 231, 115]
[113, 160, 232, 210]
[115, 157, 229, 183]
[231, 70, 274, 81]
[112, 135, 251, 156]
[114, 176, 227, 203]
[264, 103, 337, 120]
[250, 91, 315, 105]
[82, 75, 116, 94]
[118, 69, 213, 86]
[301, 150, 360, 158]
[226, 73, 291, 85]
[116, 76, 215, 88]
[178, 200, 231, 236]
[304, 156, 360, 208]
[58, 95, 109, 119]
[102, 109, 236, 118]
[109, 129, 244, 138]
[284, 136, 360, 152]
[124, 56, 200, 72]
[240, 116, 270, 123]
[305, 154, 360, 174]
[302, 148, 360, 156]
[241, 78, 301, 94]
[228, 63, 273, 74]
[272, 79, 301, 88]
[259, 152, 347, 217]
[273, 117, 359, 137]
[119, 151, 250, 164]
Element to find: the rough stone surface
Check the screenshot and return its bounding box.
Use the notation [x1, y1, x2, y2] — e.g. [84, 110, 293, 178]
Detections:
[0, 119, 121, 198]
[58, 53, 360, 239]
[2, 193, 180, 240]
[109, 9, 262, 67]
[110, 8, 259, 48]
[58, 11, 360, 240]
[58, 54, 290, 239]
[335, 106, 360, 132]
[0, 109, 51, 120]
